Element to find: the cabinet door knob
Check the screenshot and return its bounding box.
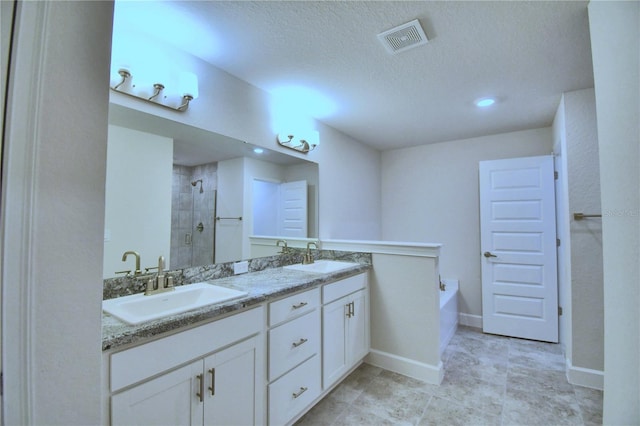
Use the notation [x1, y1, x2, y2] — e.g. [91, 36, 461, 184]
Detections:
[292, 301, 308, 309]
[292, 386, 308, 399]
[292, 338, 308, 348]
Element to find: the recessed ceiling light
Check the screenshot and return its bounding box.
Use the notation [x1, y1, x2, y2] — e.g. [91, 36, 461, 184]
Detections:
[253, 148, 264, 154]
[475, 97, 496, 108]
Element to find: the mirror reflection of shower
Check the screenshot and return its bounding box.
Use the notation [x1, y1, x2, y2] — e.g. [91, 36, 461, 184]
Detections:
[170, 165, 218, 269]
[191, 179, 203, 193]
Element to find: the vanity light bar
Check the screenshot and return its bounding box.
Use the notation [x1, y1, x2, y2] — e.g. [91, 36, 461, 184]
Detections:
[110, 68, 197, 112]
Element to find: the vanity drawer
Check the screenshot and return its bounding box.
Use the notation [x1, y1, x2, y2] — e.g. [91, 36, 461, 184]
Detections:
[269, 309, 320, 381]
[268, 354, 321, 426]
[110, 306, 263, 392]
[269, 287, 320, 327]
[322, 273, 366, 304]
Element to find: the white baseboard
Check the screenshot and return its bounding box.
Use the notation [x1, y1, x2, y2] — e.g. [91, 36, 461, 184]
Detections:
[458, 313, 482, 329]
[365, 349, 443, 385]
[566, 359, 604, 390]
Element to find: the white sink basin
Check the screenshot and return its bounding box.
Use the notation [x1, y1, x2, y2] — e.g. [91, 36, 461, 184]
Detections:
[284, 260, 359, 274]
[103, 282, 248, 325]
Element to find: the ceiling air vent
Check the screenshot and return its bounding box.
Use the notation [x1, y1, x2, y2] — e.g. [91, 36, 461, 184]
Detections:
[377, 19, 429, 54]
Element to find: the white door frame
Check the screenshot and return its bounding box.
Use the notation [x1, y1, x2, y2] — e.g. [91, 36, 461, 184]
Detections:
[1, 2, 48, 422]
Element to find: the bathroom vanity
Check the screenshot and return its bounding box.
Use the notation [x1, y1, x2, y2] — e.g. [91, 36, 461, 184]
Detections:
[102, 261, 370, 426]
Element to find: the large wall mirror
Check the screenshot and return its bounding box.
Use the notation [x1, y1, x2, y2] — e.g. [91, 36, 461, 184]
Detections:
[103, 103, 319, 278]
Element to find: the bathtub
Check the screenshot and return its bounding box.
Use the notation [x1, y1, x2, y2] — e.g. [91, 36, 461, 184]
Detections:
[439, 279, 459, 355]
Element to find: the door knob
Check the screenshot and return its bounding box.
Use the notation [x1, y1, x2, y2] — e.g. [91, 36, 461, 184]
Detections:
[483, 251, 497, 258]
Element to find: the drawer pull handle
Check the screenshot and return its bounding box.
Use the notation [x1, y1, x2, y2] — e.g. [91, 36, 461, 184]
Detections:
[208, 368, 215, 396]
[292, 338, 308, 348]
[196, 374, 204, 402]
[292, 302, 308, 309]
[292, 386, 308, 399]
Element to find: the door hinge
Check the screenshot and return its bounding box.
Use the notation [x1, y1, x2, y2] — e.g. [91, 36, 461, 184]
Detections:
[557, 238, 561, 247]
[554, 171, 558, 180]
[558, 306, 563, 316]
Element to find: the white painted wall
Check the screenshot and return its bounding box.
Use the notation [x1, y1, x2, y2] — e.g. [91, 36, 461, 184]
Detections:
[253, 180, 280, 236]
[216, 157, 245, 262]
[366, 253, 442, 384]
[380, 128, 552, 320]
[589, 1, 640, 422]
[2, 1, 112, 423]
[554, 88, 604, 388]
[104, 125, 173, 277]
[565, 89, 604, 378]
[315, 125, 382, 240]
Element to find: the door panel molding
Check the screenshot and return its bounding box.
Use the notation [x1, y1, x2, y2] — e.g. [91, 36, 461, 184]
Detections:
[480, 155, 558, 342]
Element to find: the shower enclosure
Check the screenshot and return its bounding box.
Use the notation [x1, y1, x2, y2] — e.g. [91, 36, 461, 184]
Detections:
[170, 165, 217, 269]
[191, 184, 216, 267]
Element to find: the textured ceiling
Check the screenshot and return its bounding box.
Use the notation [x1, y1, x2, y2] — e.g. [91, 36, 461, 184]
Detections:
[114, 1, 594, 151]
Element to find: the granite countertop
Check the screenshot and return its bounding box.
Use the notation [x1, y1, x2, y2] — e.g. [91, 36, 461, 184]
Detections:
[102, 263, 370, 351]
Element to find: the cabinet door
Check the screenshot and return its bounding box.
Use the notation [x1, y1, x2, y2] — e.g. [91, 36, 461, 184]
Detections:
[203, 336, 259, 426]
[111, 360, 203, 426]
[347, 289, 368, 363]
[322, 296, 349, 389]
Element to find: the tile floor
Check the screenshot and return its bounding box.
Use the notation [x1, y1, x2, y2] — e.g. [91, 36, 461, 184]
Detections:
[296, 326, 603, 426]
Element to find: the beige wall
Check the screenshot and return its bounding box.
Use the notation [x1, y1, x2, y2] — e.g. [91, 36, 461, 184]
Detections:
[380, 128, 552, 320]
[589, 1, 640, 422]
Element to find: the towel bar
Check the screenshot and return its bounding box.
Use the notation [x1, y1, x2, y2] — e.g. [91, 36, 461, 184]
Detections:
[573, 213, 602, 220]
[216, 216, 243, 221]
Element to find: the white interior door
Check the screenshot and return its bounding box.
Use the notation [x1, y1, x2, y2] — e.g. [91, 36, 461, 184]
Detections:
[479, 155, 558, 343]
[278, 180, 308, 237]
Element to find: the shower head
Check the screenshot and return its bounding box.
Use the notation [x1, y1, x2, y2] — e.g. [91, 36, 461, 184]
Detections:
[191, 179, 203, 193]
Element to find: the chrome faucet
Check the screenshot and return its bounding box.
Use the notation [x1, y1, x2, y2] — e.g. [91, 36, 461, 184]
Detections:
[121, 250, 141, 276]
[302, 242, 318, 265]
[145, 255, 174, 296]
[276, 239, 290, 254]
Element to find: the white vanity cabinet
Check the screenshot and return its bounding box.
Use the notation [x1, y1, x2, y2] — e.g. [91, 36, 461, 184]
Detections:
[267, 288, 322, 425]
[108, 306, 265, 426]
[322, 273, 369, 390]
